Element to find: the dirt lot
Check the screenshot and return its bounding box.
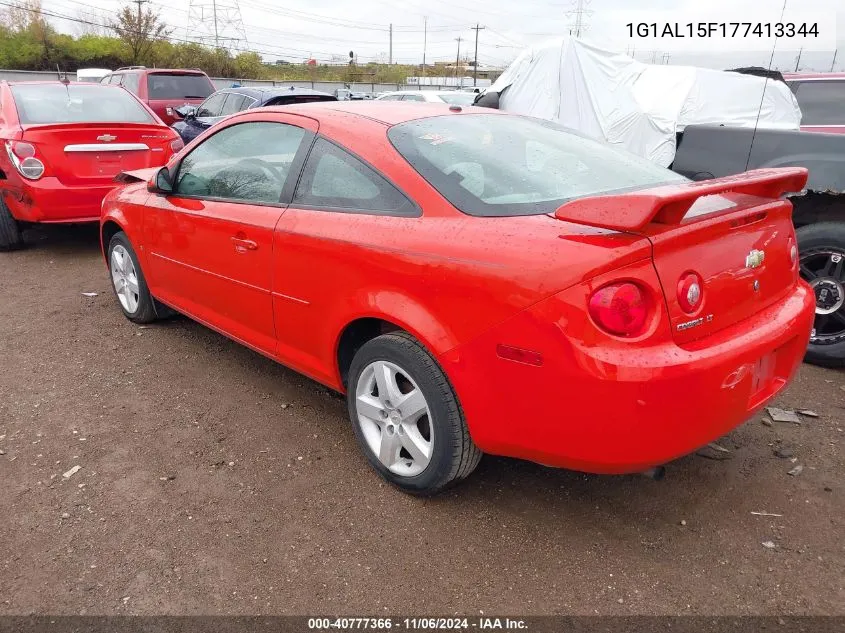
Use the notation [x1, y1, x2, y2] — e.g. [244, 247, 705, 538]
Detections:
[0, 225, 843, 616]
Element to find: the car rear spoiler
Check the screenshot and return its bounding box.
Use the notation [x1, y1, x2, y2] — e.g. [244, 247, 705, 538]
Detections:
[553, 167, 808, 231]
[115, 167, 160, 184]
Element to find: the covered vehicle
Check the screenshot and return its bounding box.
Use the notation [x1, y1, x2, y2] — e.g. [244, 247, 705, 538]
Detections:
[172, 86, 336, 143]
[483, 37, 801, 166]
[101, 102, 813, 495]
[0, 81, 183, 250]
[377, 90, 477, 106]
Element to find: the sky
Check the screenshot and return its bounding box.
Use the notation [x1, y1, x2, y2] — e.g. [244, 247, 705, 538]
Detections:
[40, 0, 845, 72]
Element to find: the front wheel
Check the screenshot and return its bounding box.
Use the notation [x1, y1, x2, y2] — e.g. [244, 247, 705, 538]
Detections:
[797, 222, 845, 368]
[107, 232, 158, 324]
[347, 332, 481, 495]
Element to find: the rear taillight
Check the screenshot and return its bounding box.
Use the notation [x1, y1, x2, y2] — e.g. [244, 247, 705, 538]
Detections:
[588, 282, 650, 337]
[5, 141, 45, 180]
[677, 272, 703, 313]
[170, 138, 184, 153]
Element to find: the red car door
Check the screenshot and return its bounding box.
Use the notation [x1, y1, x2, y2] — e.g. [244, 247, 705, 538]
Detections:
[143, 116, 317, 355]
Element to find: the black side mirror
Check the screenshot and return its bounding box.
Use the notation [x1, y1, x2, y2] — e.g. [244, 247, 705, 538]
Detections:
[149, 166, 174, 194]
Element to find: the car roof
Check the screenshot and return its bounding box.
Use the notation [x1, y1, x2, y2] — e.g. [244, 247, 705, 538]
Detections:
[120, 68, 209, 75]
[784, 72, 845, 80]
[3, 80, 125, 87]
[258, 100, 495, 126]
[218, 86, 333, 103]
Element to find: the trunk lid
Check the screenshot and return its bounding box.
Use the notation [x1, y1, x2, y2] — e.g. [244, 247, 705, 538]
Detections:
[642, 194, 798, 343]
[22, 123, 175, 187]
[554, 168, 808, 344]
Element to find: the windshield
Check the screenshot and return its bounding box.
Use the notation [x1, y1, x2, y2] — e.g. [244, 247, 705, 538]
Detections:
[11, 84, 155, 125]
[147, 73, 215, 100]
[388, 113, 686, 217]
[437, 93, 477, 106]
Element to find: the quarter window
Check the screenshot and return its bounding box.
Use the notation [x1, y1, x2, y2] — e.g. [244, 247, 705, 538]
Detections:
[175, 122, 306, 204]
[122, 73, 141, 94]
[793, 81, 845, 126]
[293, 138, 416, 216]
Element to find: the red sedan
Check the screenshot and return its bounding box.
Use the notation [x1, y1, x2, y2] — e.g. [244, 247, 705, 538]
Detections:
[0, 81, 183, 250]
[100, 102, 815, 495]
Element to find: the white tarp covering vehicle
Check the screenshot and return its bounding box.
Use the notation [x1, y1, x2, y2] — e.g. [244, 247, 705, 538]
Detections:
[486, 37, 802, 167]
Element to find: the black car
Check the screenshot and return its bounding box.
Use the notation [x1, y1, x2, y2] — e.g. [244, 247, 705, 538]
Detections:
[172, 86, 337, 143]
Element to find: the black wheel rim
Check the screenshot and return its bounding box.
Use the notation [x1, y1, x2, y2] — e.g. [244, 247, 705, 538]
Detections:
[799, 247, 845, 345]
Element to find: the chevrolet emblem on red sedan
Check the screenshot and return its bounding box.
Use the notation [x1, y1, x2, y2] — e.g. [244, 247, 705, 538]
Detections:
[96, 134, 117, 142]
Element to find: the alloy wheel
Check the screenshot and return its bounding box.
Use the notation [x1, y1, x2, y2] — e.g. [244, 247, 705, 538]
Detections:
[110, 244, 140, 314]
[799, 248, 845, 345]
[354, 360, 433, 477]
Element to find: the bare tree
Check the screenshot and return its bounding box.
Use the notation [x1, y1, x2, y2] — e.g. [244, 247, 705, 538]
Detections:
[110, 2, 171, 64]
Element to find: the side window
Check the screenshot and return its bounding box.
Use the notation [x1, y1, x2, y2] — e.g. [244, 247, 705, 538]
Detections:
[220, 94, 248, 115]
[109, 74, 123, 86]
[293, 138, 417, 216]
[175, 122, 306, 204]
[402, 94, 426, 102]
[122, 73, 141, 94]
[380, 94, 402, 101]
[794, 81, 845, 125]
[196, 93, 227, 118]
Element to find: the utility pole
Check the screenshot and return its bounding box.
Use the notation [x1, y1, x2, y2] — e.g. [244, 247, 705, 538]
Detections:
[471, 24, 485, 87]
[794, 47, 803, 71]
[389, 23, 393, 65]
[212, 0, 219, 49]
[132, 0, 148, 24]
[422, 17, 427, 76]
[455, 36, 462, 83]
[831, 49, 838, 72]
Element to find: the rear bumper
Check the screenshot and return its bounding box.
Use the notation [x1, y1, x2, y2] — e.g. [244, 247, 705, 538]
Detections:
[440, 281, 816, 474]
[2, 177, 110, 223]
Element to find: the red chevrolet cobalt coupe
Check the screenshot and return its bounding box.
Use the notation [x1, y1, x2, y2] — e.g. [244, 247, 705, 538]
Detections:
[100, 102, 815, 495]
[0, 81, 183, 250]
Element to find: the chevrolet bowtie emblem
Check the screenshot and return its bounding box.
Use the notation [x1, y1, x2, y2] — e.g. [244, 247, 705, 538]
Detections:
[745, 249, 765, 269]
[97, 134, 117, 142]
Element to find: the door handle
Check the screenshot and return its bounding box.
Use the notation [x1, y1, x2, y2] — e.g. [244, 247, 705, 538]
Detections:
[231, 236, 258, 252]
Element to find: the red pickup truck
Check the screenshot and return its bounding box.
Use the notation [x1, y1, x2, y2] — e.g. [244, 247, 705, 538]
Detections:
[784, 72, 845, 134]
[99, 67, 216, 125]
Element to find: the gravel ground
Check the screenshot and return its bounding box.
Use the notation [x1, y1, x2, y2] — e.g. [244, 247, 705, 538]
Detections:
[0, 225, 843, 616]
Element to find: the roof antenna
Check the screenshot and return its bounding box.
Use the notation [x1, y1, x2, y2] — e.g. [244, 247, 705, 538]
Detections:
[57, 64, 70, 85]
[744, 0, 788, 171]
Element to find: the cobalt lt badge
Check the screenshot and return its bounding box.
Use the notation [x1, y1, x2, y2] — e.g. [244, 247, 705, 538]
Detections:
[745, 249, 765, 269]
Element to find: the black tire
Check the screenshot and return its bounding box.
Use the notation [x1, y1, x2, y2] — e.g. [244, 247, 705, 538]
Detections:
[796, 222, 845, 368]
[107, 231, 158, 324]
[347, 332, 482, 495]
[0, 197, 24, 251]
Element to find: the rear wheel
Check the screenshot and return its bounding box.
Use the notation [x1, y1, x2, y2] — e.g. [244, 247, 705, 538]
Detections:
[347, 332, 481, 495]
[797, 222, 845, 368]
[0, 197, 24, 251]
[107, 232, 158, 324]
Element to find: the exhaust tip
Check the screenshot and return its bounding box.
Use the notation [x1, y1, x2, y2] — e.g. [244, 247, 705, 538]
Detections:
[641, 466, 666, 481]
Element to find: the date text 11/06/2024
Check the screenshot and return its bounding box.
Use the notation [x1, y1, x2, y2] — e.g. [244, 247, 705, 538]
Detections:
[307, 618, 528, 630]
[626, 22, 820, 39]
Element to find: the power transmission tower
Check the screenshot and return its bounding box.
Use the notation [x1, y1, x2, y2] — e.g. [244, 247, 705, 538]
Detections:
[186, 0, 249, 52]
[471, 24, 485, 87]
[565, 0, 592, 38]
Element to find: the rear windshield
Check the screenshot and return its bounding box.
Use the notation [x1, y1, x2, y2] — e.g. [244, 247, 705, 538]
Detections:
[388, 114, 685, 217]
[147, 73, 215, 100]
[265, 95, 337, 106]
[10, 84, 154, 125]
